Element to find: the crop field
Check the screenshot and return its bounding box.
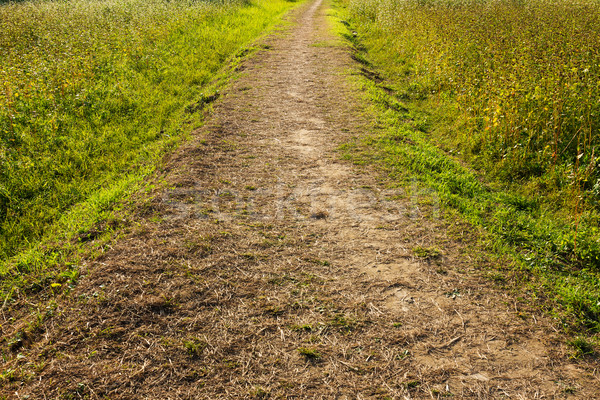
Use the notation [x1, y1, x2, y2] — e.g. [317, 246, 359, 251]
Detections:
[348, 0, 600, 200]
[0, 0, 298, 270]
[340, 0, 600, 331]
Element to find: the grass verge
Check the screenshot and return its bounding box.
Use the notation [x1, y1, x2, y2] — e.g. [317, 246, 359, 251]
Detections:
[0, 0, 303, 300]
[331, 0, 600, 337]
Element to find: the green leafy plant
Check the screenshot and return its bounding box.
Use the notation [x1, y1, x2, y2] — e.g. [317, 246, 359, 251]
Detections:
[568, 336, 596, 358]
[297, 347, 321, 360]
[183, 337, 208, 358]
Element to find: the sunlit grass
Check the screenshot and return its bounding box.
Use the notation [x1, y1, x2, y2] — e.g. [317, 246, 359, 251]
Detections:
[0, 0, 298, 264]
[337, 0, 600, 333]
[347, 0, 600, 207]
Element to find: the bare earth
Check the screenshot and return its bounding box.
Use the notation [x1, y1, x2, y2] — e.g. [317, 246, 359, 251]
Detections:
[4, 0, 600, 398]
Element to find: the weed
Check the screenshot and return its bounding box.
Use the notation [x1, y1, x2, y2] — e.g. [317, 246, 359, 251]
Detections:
[223, 359, 239, 369]
[0, 369, 15, 382]
[262, 304, 285, 317]
[345, 0, 600, 199]
[487, 272, 506, 283]
[329, 313, 357, 332]
[413, 246, 442, 260]
[183, 338, 208, 358]
[241, 252, 258, 260]
[563, 385, 577, 394]
[444, 289, 461, 299]
[568, 336, 596, 358]
[402, 380, 421, 389]
[307, 335, 321, 344]
[184, 236, 212, 256]
[249, 387, 269, 399]
[431, 389, 453, 397]
[297, 347, 321, 360]
[290, 324, 313, 332]
[268, 274, 298, 286]
[304, 258, 331, 266]
[7, 331, 27, 352]
[395, 349, 410, 360]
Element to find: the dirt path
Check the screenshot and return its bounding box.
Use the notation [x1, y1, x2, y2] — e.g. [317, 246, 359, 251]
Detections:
[4, 0, 600, 398]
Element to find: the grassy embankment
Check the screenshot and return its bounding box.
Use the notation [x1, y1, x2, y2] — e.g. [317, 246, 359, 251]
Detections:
[0, 0, 301, 294]
[336, 0, 600, 337]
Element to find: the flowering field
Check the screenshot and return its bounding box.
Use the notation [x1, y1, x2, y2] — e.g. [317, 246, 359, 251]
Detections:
[0, 0, 296, 263]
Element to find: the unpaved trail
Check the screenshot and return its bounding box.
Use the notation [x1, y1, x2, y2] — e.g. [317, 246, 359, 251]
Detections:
[4, 0, 600, 398]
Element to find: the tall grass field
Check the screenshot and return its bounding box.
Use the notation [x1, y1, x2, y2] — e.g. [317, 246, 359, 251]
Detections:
[339, 0, 600, 332]
[0, 0, 298, 274]
[348, 0, 600, 199]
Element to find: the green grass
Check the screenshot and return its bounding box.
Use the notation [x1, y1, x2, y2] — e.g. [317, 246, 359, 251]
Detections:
[412, 246, 442, 260]
[332, 0, 600, 334]
[183, 337, 208, 358]
[0, 0, 301, 284]
[297, 347, 322, 359]
[345, 0, 600, 204]
[567, 336, 596, 358]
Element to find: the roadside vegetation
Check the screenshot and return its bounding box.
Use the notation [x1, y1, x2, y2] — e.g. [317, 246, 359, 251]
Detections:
[0, 0, 299, 282]
[336, 0, 600, 334]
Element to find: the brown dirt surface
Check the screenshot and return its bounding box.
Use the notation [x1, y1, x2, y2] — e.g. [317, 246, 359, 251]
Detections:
[2, 0, 600, 398]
